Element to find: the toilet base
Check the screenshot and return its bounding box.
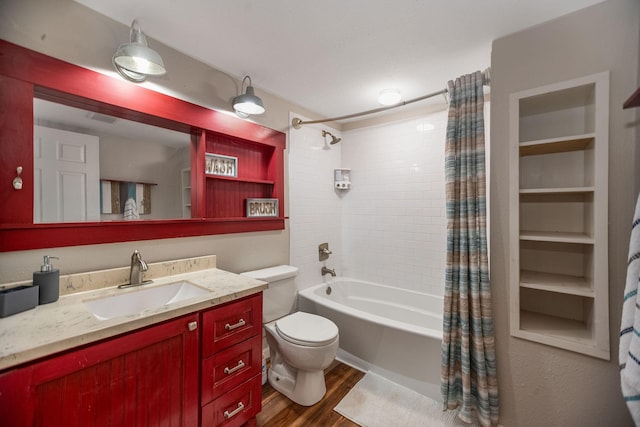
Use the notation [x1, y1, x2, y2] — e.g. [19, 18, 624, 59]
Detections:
[268, 361, 327, 406]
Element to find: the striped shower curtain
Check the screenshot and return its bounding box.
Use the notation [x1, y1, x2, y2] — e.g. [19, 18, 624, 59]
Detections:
[441, 71, 499, 426]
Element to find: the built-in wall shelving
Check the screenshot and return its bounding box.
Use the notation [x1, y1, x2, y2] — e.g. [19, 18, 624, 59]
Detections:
[204, 134, 281, 219]
[181, 168, 191, 219]
[509, 72, 609, 360]
[623, 86, 640, 109]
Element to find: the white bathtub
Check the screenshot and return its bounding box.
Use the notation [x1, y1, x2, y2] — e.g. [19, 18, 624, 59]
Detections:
[297, 278, 443, 400]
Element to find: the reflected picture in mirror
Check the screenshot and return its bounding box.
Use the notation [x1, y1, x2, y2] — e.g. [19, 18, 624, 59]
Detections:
[33, 99, 192, 223]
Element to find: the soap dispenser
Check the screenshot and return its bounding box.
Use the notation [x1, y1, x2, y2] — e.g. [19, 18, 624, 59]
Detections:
[33, 256, 60, 304]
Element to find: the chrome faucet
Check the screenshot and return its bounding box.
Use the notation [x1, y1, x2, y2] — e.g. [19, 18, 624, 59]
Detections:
[119, 250, 152, 289]
[321, 266, 336, 277]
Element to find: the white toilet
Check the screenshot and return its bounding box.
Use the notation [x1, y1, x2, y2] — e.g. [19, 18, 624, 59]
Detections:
[241, 265, 339, 406]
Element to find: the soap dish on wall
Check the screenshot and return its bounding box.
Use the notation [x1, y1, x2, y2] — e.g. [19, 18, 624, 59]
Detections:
[0, 285, 39, 318]
[334, 168, 351, 190]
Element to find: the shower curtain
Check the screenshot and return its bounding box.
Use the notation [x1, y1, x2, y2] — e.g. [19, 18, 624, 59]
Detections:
[441, 71, 498, 426]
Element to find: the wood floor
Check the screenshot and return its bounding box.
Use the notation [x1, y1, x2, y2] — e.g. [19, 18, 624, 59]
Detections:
[256, 361, 365, 427]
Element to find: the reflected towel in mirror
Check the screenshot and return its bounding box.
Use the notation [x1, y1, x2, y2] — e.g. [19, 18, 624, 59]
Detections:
[123, 198, 139, 220]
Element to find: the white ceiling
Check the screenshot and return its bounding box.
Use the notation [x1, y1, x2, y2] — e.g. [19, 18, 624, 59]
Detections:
[75, 0, 604, 122]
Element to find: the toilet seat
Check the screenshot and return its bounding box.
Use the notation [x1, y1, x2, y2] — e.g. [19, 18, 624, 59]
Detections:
[275, 312, 338, 347]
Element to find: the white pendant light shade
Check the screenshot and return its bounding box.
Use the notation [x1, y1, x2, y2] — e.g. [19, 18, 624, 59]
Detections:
[113, 20, 166, 81]
[113, 43, 166, 75]
[233, 76, 265, 116]
[113, 65, 147, 83]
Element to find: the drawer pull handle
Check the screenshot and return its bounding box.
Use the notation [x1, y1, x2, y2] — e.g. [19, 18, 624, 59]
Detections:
[224, 360, 245, 375]
[225, 318, 246, 331]
[224, 402, 244, 419]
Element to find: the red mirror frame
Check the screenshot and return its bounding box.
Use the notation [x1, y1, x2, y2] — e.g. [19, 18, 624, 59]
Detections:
[0, 40, 285, 252]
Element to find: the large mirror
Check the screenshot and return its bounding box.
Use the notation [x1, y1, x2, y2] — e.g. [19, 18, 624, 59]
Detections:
[33, 98, 191, 223]
[0, 40, 286, 252]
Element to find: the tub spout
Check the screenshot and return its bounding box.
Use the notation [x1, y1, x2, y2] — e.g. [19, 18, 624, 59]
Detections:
[321, 266, 336, 277]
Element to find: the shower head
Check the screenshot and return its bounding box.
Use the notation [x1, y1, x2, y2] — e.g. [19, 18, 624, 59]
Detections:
[322, 130, 341, 145]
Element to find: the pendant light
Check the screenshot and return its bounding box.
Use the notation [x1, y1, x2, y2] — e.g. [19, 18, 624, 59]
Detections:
[113, 20, 166, 82]
[233, 76, 265, 117]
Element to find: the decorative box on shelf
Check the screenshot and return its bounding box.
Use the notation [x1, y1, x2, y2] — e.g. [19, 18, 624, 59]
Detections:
[206, 153, 238, 178]
[246, 198, 278, 218]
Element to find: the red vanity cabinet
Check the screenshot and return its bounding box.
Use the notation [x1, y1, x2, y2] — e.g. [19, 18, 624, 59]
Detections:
[201, 293, 263, 426]
[0, 292, 264, 426]
[0, 313, 201, 426]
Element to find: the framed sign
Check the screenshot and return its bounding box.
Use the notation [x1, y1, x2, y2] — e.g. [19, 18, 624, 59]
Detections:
[205, 153, 237, 177]
[246, 198, 279, 218]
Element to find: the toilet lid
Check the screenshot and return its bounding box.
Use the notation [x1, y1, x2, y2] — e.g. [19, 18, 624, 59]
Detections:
[275, 312, 338, 347]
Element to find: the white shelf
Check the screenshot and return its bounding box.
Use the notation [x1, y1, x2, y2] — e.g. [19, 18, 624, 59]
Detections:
[515, 311, 608, 360]
[519, 310, 593, 343]
[519, 270, 593, 297]
[519, 134, 594, 156]
[509, 72, 609, 359]
[517, 80, 598, 142]
[520, 187, 594, 195]
[519, 231, 594, 244]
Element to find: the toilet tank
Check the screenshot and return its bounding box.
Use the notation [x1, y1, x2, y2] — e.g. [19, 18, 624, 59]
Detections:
[241, 265, 299, 323]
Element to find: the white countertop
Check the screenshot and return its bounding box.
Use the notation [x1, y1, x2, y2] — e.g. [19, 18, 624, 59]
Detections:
[0, 267, 267, 371]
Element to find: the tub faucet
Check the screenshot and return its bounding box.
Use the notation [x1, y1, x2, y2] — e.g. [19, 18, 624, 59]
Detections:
[321, 266, 336, 277]
[119, 250, 152, 289]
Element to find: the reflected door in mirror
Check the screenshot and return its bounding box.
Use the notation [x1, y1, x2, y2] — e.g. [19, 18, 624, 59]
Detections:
[33, 125, 100, 223]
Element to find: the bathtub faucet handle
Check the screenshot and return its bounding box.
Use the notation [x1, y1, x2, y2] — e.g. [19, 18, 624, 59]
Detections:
[319, 243, 332, 261]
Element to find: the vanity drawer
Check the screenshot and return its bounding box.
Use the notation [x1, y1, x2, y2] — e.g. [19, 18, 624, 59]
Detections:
[202, 293, 262, 357]
[201, 375, 262, 427]
[202, 336, 261, 404]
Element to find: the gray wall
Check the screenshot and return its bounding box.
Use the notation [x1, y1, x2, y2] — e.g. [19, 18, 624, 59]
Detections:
[491, 0, 639, 425]
[3, 0, 640, 424]
[0, 0, 322, 279]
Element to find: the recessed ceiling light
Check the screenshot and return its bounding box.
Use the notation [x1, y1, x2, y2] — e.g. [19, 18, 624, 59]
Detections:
[416, 123, 435, 132]
[378, 88, 402, 106]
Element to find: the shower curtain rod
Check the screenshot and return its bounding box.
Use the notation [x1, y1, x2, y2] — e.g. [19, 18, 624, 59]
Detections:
[291, 67, 490, 129]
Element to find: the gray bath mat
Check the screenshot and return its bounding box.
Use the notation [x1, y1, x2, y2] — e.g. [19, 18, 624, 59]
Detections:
[334, 372, 481, 427]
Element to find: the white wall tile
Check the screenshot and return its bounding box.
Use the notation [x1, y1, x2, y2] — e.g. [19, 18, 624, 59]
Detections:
[288, 113, 342, 291]
[340, 111, 448, 296]
[289, 107, 486, 298]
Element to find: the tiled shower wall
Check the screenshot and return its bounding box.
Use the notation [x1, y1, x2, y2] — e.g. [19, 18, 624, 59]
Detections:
[340, 111, 448, 296]
[288, 113, 343, 291]
[289, 107, 488, 296]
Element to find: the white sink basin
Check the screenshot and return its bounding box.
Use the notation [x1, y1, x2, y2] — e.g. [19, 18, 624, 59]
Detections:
[84, 281, 211, 320]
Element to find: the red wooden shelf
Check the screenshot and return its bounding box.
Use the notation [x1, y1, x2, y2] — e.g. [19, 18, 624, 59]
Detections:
[206, 175, 275, 185]
[101, 178, 158, 186]
[623, 87, 640, 109]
